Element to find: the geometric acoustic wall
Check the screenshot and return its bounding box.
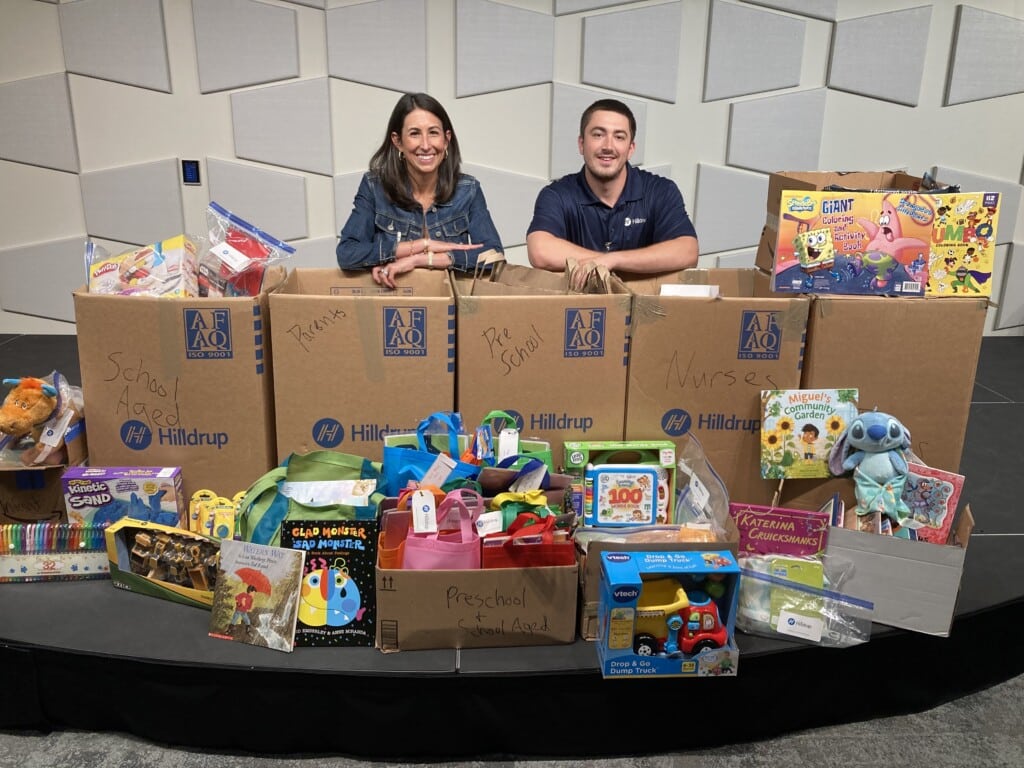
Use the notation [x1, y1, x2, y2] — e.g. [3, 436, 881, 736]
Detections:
[231, 78, 334, 176]
[192, 0, 299, 94]
[554, 0, 631, 14]
[463, 163, 548, 251]
[206, 159, 308, 242]
[59, 0, 171, 93]
[693, 163, 770, 256]
[456, 0, 553, 98]
[741, 0, 838, 22]
[79, 158, 184, 245]
[727, 88, 826, 175]
[326, 0, 427, 94]
[0, 237, 85, 322]
[932, 166, 1023, 245]
[704, 0, 805, 101]
[0, 73, 79, 173]
[946, 5, 1024, 105]
[828, 6, 932, 106]
[582, 2, 682, 103]
[550, 83, 648, 180]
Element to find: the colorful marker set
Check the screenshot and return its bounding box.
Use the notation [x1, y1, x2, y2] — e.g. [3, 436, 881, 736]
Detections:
[0, 522, 110, 583]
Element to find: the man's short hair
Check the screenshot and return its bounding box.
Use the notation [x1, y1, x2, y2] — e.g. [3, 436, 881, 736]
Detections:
[579, 99, 636, 141]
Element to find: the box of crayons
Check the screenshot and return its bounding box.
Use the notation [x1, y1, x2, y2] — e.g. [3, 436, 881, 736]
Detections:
[0, 522, 109, 582]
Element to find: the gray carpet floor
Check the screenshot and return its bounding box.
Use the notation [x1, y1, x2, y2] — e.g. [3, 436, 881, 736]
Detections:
[1, 671, 1021, 767]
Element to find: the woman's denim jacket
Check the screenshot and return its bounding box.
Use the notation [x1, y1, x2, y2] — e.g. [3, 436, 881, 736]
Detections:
[336, 172, 503, 272]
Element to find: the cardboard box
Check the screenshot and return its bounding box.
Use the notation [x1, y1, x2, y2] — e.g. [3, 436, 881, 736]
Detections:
[375, 563, 578, 651]
[453, 265, 634, 465]
[825, 506, 973, 637]
[596, 550, 740, 678]
[104, 518, 220, 609]
[73, 268, 282, 500]
[269, 268, 455, 462]
[779, 294, 987, 514]
[62, 466, 185, 527]
[622, 269, 809, 506]
[576, 514, 740, 640]
[778, 479, 974, 636]
[0, 416, 88, 524]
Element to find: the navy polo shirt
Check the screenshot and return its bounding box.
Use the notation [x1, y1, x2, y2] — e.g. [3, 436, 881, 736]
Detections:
[527, 164, 697, 252]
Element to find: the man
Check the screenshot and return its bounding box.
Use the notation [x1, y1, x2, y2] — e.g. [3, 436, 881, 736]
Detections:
[527, 99, 698, 275]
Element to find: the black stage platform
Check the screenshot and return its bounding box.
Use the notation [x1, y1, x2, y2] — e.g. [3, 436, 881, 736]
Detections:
[1, 334, 1022, 759]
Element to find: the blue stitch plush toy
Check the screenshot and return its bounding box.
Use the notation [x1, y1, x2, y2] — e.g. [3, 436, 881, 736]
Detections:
[828, 409, 912, 525]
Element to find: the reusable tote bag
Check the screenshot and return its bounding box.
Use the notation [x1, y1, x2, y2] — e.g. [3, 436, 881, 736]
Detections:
[402, 491, 483, 570]
[477, 410, 554, 470]
[381, 411, 481, 496]
[238, 450, 383, 547]
[481, 512, 576, 569]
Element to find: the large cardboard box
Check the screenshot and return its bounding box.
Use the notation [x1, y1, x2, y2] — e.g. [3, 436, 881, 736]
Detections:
[269, 268, 455, 462]
[755, 170, 936, 275]
[375, 563, 578, 651]
[622, 269, 810, 506]
[780, 294, 987, 512]
[453, 265, 633, 464]
[73, 269, 283, 500]
[0, 414, 87, 524]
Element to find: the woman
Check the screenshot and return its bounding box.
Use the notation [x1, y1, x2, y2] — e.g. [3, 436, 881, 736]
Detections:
[336, 93, 503, 288]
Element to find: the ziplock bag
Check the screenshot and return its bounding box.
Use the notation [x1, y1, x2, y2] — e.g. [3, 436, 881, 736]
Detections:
[237, 450, 383, 547]
[738, 567, 874, 648]
[202, 201, 295, 297]
[381, 411, 481, 496]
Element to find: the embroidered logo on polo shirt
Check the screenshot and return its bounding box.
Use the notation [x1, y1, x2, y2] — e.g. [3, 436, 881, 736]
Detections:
[624, 217, 647, 227]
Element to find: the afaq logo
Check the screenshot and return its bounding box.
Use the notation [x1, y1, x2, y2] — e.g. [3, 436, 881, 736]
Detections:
[312, 418, 344, 448]
[383, 307, 427, 356]
[737, 310, 781, 361]
[120, 420, 153, 450]
[564, 308, 605, 358]
[184, 308, 233, 359]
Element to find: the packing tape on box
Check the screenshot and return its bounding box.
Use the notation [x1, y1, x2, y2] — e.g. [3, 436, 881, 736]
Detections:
[353, 292, 386, 382]
[158, 299, 185, 375]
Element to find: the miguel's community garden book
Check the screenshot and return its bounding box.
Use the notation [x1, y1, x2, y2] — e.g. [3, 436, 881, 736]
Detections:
[761, 388, 859, 479]
[280, 519, 377, 647]
[208, 538, 304, 653]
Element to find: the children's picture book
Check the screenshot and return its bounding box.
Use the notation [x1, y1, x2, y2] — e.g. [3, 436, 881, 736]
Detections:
[760, 388, 859, 479]
[926, 192, 999, 297]
[772, 190, 934, 296]
[901, 462, 965, 545]
[728, 502, 831, 558]
[208, 539, 304, 653]
[280, 519, 378, 647]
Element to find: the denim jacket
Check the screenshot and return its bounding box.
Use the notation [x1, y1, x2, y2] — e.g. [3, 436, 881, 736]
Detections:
[336, 172, 503, 272]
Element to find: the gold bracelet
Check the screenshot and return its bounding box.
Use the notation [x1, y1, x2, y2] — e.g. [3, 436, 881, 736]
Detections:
[427, 251, 434, 268]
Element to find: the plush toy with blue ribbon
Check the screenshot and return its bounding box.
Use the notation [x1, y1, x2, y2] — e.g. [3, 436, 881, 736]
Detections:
[828, 409, 912, 525]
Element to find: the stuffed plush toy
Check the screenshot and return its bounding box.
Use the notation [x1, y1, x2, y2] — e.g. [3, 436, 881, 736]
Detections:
[0, 377, 59, 449]
[828, 409, 912, 525]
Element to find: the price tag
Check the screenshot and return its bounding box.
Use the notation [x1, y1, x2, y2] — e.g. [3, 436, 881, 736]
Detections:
[419, 452, 456, 488]
[411, 490, 438, 534]
[496, 428, 520, 461]
[775, 609, 823, 642]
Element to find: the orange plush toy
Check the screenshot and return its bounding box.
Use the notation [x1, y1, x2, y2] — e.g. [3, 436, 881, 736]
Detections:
[0, 377, 58, 445]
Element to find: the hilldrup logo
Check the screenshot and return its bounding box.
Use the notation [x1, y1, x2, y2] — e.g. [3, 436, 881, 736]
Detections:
[564, 308, 605, 358]
[312, 418, 345, 448]
[120, 420, 153, 450]
[737, 310, 782, 360]
[184, 308, 233, 359]
[661, 409, 693, 436]
[383, 306, 427, 356]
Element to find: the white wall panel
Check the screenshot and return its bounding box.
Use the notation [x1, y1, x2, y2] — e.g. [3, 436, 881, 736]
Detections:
[80, 158, 184, 245]
[206, 158, 308, 242]
[0, 73, 78, 173]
